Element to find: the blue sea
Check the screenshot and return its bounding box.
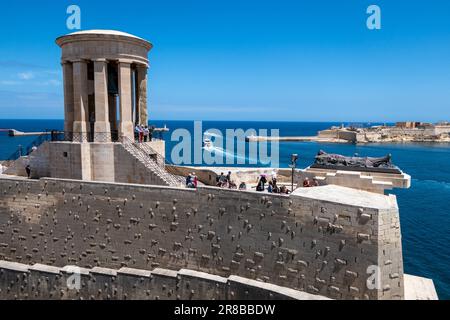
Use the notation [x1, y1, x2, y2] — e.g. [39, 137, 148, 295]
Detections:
[0, 119, 449, 299]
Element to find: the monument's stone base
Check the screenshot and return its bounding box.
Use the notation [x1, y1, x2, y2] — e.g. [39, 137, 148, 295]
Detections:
[0, 176, 404, 299]
[24, 141, 168, 185]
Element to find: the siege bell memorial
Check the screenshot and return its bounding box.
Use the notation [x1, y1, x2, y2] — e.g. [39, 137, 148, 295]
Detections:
[0, 29, 438, 301]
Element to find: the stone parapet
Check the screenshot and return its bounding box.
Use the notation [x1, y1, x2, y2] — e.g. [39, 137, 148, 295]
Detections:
[297, 167, 411, 194]
[0, 260, 329, 300]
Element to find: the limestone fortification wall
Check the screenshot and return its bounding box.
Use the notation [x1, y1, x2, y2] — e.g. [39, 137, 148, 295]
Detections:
[0, 177, 404, 299]
[0, 260, 329, 300]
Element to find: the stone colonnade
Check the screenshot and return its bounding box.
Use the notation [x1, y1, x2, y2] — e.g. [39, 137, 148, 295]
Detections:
[56, 30, 152, 142]
[62, 59, 148, 142]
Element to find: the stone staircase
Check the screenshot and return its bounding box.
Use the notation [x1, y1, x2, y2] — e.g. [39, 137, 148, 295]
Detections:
[120, 136, 184, 187]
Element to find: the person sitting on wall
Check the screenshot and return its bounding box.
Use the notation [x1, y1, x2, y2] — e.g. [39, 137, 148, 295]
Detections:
[303, 177, 311, 187]
[312, 179, 320, 187]
[192, 172, 198, 188]
[272, 178, 280, 193]
[228, 180, 237, 189]
[256, 174, 267, 192]
[239, 182, 247, 190]
[186, 173, 193, 187]
[217, 172, 226, 187]
[280, 185, 290, 194]
[268, 181, 274, 193]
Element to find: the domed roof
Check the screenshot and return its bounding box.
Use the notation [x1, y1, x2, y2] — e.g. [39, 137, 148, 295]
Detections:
[67, 29, 144, 40]
[56, 29, 152, 50]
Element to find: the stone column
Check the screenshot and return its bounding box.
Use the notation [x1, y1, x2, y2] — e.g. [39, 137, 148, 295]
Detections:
[72, 60, 89, 142]
[135, 64, 148, 126]
[93, 59, 110, 142]
[118, 61, 134, 140]
[62, 62, 74, 135]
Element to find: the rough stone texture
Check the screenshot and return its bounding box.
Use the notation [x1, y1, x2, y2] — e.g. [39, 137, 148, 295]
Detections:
[0, 261, 328, 300]
[28, 143, 50, 179]
[27, 142, 168, 186]
[0, 176, 404, 299]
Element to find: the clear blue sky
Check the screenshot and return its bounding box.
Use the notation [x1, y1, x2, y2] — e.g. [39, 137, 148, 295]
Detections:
[1, 0, 450, 122]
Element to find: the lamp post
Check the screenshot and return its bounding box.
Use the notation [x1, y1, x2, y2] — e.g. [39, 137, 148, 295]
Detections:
[289, 154, 298, 192]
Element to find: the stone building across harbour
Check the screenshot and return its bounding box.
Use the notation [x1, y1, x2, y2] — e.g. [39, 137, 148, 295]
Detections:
[0, 30, 438, 300]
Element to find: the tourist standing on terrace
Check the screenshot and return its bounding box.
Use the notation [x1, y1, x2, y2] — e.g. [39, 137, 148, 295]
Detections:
[134, 124, 140, 142]
[139, 125, 145, 143]
[144, 126, 150, 142]
[149, 126, 155, 141]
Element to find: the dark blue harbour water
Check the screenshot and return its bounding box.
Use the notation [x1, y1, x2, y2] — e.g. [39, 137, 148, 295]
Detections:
[1, 119, 449, 299]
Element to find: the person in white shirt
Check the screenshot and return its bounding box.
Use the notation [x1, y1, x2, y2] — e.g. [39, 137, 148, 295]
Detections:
[144, 126, 150, 142]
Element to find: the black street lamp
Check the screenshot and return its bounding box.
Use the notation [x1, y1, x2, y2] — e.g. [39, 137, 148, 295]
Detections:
[289, 154, 298, 192]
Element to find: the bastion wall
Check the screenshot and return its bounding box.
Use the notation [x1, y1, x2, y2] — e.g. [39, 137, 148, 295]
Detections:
[0, 261, 329, 300]
[0, 177, 404, 300]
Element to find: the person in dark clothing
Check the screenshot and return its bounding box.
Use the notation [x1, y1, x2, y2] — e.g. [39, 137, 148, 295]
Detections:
[149, 126, 155, 141]
[272, 178, 280, 193]
[25, 165, 31, 178]
[256, 175, 267, 192]
[226, 171, 232, 183]
[186, 173, 193, 187]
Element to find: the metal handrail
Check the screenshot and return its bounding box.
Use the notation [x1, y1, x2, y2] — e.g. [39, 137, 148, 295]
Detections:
[119, 135, 182, 186]
[50, 131, 119, 143]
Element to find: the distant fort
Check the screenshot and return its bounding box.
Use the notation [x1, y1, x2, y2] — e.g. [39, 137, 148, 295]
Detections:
[0, 30, 438, 300]
[318, 122, 450, 143]
[248, 122, 450, 144]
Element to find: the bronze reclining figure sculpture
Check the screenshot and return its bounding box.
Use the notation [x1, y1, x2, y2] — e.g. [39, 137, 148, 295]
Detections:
[312, 150, 400, 173]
